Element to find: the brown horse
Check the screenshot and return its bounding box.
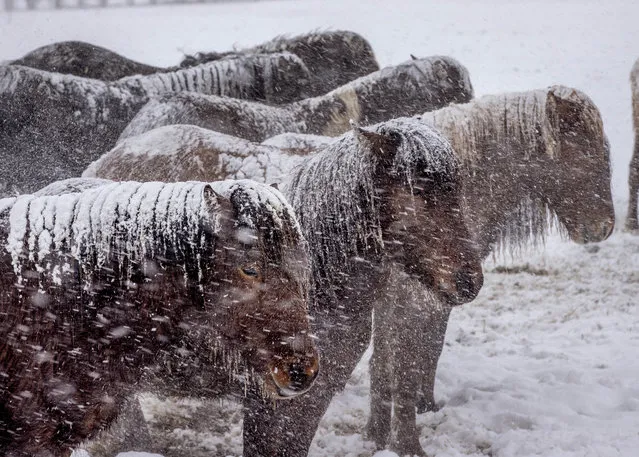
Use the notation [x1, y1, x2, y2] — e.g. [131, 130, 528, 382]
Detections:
[180, 30, 380, 97]
[0, 180, 319, 457]
[366, 85, 615, 455]
[0, 52, 310, 196]
[9, 41, 166, 81]
[626, 58, 639, 231]
[118, 55, 474, 142]
[82, 124, 308, 185]
[85, 117, 484, 456]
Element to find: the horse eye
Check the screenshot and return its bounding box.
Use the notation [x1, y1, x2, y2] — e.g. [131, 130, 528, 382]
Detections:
[239, 266, 261, 279]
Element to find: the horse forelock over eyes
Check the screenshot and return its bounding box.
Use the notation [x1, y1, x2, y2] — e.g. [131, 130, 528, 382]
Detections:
[285, 118, 459, 290]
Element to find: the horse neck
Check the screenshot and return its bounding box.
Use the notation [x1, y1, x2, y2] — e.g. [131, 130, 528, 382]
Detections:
[291, 86, 361, 137]
[423, 97, 554, 255]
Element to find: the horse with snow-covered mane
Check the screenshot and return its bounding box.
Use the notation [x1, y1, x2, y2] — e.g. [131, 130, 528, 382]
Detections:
[0, 52, 309, 195]
[83, 117, 484, 456]
[0, 180, 319, 457]
[365, 85, 615, 455]
[181, 30, 380, 97]
[118, 55, 474, 142]
[9, 41, 166, 81]
[626, 58, 639, 231]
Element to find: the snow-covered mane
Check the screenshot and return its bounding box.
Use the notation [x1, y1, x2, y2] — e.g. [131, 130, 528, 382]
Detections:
[119, 55, 474, 143]
[6, 180, 305, 288]
[285, 117, 459, 291]
[180, 30, 379, 97]
[626, 59, 639, 230]
[419, 85, 613, 255]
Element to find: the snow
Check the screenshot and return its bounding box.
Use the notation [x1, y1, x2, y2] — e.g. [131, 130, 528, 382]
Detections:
[3, 0, 639, 456]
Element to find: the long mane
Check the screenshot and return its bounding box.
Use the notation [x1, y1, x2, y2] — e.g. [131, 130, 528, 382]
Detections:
[5, 181, 217, 288]
[285, 117, 458, 292]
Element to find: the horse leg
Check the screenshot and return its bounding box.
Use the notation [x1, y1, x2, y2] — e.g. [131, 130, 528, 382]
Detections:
[626, 132, 639, 231]
[415, 306, 452, 414]
[388, 301, 426, 457]
[242, 303, 373, 457]
[365, 299, 394, 449]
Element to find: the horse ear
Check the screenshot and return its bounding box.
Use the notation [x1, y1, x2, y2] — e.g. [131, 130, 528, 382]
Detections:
[270, 182, 279, 190]
[351, 120, 401, 163]
[202, 184, 233, 229]
[410, 54, 418, 60]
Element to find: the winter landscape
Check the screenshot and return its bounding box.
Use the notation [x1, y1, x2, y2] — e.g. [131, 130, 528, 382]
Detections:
[1, 0, 639, 456]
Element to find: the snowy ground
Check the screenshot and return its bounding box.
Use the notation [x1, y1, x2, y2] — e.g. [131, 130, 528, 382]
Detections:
[2, 0, 639, 456]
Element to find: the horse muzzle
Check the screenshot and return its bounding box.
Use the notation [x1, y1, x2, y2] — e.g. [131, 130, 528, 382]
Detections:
[569, 217, 615, 244]
[269, 352, 320, 399]
[438, 267, 484, 306]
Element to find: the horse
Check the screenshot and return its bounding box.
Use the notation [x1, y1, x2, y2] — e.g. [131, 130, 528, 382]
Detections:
[365, 85, 616, 455]
[8, 41, 166, 81]
[118, 55, 474, 143]
[626, 58, 639, 231]
[0, 52, 309, 196]
[82, 124, 308, 185]
[180, 30, 380, 97]
[84, 117, 484, 456]
[0, 180, 319, 457]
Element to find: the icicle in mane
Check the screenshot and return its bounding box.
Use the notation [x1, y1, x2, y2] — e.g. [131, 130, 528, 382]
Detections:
[285, 117, 459, 291]
[6, 182, 216, 288]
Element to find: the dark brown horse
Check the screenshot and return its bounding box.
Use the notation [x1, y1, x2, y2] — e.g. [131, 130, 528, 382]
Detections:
[85, 117, 484, 456]
[0, 52, 309, 196]
[626, 58, 639, 231]
[118, 55, 474, 142]
[180, 30, 380, 97]
[0, 180, 318, 457]
[366, 86, 615, 455]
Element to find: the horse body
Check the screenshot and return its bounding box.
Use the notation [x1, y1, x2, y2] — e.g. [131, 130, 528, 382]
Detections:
[118, 55, 473, 142]
[0, 180, 318, 457]
[366, 86, 615, 455]
[0, 52, 309, 195]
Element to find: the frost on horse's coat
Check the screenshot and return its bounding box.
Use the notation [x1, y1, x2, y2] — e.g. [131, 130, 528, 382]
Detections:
[83, 125, 307, 186]
[366, 85, 615, 455]
[0, 180, 318, 457]
[119, 55, 473, 142]
[180, 30, 380, 97]
[0, 52, 309, 196]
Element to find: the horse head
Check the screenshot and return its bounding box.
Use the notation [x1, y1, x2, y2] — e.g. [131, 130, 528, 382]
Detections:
[538, 86, 615, 243]
[355, 119, 483, 306]
[204, 181, 319, 399]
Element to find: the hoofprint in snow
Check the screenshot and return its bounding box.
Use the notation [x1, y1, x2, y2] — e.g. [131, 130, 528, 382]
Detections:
[5, 0, 639, 456]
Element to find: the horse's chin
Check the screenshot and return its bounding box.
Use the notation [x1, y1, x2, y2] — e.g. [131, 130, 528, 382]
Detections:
[565, 218, 615, 244]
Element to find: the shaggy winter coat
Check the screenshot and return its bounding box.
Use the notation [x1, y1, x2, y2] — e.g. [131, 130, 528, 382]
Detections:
[0, 52, 309, 195]
[0, 180, 318, 457]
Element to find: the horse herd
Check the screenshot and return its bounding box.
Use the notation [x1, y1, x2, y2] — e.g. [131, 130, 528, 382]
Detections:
[0, 29, 630, 456]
